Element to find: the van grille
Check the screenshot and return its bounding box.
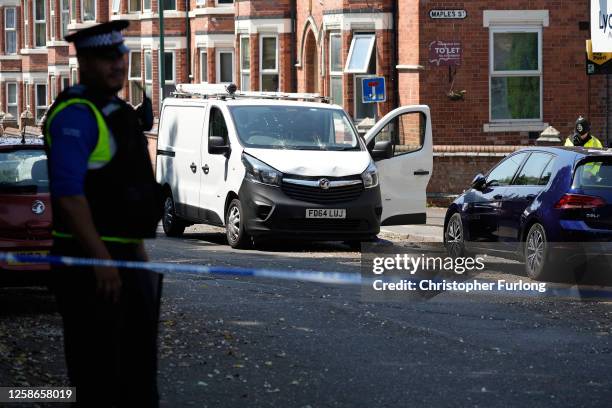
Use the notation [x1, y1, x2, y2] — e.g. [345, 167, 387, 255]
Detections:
[281, 177, 364, 204]
[283, 219, 368, 232]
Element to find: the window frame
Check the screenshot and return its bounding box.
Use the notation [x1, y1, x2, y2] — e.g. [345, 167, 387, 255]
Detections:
[4, 7, 17, 55]
[50, 76, 57, 101]
[329, 32, 343, 106]
[61, 0, 70, 38]
[216, 0, 234, 6]
[344, 33, 376, 74]
[200, 49, 208, 83]
[239, 36, 250, 91]
[81, 0, 96, 22]
[259, 34, 278, 92]
[33, 0, 46, 48]
[61, 76, 70, 91]
[71, 68, 78, 85]
[215, 48, 234, 84]
[112, 0, 121, 13]
[489, 26, 543, 123]
[34, 83, 48, 123]
[128, 50, 142, 80]
[128, 0, 142, 12]
[162, 0, 176, 11]
[6, 82, 19, 119]
[143, 0, 152, 12]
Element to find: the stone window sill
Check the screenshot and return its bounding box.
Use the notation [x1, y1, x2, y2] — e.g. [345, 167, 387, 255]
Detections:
[484, 122, 548, 133]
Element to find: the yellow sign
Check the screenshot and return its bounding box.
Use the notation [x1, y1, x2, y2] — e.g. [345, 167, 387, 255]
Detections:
[586, 39, 612, 65]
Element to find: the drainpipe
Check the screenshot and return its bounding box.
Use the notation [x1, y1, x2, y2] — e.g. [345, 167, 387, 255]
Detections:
[185, 0, 192, 83]
[393, 0, 399, 109]
[290, 0, 297, 92]
[159, 0, 166, 103]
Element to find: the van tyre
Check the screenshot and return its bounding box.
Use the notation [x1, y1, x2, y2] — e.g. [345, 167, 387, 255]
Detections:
[162, 195, 186, 237]
[226, 199, 251, 249]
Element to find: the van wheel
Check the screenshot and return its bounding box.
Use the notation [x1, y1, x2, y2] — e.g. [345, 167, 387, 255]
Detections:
[226, 199, 251, 249]
[162, 195, 185, 237]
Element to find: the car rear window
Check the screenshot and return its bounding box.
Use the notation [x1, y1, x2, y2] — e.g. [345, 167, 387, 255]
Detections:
[573, 160, 612, 189]
[0, 149, 48, 193]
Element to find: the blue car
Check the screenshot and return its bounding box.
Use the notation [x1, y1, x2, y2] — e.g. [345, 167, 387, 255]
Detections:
[444, 146, 612, 281]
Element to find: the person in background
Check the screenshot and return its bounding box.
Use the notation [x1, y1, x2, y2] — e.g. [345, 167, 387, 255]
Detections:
[565, 116, 604, 148]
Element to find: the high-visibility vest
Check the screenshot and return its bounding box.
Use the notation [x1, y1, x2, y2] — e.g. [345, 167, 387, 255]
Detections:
[564, 134, 604, 148]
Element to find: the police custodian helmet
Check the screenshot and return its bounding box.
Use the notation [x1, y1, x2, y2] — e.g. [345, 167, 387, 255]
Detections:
[575, 116, 591, 135]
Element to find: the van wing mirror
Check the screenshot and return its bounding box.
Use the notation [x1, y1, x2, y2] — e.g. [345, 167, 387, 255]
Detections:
[209, 136, 230, 155]
[471, 173, 486, 190]
[370, 140, 393, 161]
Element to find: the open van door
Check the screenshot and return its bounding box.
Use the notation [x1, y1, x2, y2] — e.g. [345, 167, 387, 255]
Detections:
[364, 105, 433, 225]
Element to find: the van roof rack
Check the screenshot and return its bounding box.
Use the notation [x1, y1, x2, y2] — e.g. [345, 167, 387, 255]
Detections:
[172, 83, 330, 104]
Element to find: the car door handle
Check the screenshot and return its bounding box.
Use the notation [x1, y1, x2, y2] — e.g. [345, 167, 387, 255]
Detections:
[494, 194, 503, 200]
[202, 164, 210, 175]
[190, 163, 197, 173]
[414, 170, 430, 176]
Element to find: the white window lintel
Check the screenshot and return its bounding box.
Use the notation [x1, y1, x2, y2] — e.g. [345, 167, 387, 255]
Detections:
[483, 10, 549, 28]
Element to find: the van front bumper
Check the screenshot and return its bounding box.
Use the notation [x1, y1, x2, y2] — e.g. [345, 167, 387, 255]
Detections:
[239, 179, 382, 240]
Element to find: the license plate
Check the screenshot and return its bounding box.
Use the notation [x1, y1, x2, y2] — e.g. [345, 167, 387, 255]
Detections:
[305, 209, 346, 219]
[7, 250, 49, 266]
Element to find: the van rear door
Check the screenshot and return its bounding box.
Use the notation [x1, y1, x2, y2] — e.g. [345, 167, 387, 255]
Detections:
[157, 104, 207, 220]
[364, 105, 433, 225]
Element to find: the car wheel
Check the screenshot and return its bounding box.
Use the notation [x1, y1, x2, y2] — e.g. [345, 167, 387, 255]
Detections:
[162, 195, 186, 237]
[226, 199, 251, 249]
[524, 223, 551, 281]
[444, 213, 465, 257]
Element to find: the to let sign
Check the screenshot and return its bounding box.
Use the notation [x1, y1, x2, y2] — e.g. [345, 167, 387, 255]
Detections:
[429, 10, 467, 19]
[429, 41, 462, 66]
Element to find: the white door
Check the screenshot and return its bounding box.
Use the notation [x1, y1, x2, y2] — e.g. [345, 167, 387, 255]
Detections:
[160, 105, 206, 219]
[364, 105, 433, 225]
[199, 105, 231, 225]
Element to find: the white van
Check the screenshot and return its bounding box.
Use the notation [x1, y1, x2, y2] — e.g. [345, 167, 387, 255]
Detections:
[156, 85, 432, 248]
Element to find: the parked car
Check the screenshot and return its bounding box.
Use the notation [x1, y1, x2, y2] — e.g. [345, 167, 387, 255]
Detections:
[444, 146, 612, 281]
[0, 138, 52, 285]
[156, 84, 432, 248]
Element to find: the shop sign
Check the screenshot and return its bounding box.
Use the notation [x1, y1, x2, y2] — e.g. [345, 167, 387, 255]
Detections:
[592, 0, 612, 52]
[429, 41, 462, 66]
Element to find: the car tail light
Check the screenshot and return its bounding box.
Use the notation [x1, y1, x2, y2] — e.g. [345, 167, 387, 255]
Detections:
[554, 194, 606, 210]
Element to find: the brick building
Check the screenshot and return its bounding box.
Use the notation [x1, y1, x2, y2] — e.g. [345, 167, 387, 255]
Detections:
[0, 1, 606, 197]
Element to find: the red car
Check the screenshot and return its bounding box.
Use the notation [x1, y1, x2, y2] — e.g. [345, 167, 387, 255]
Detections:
[0, 137, 52, 285]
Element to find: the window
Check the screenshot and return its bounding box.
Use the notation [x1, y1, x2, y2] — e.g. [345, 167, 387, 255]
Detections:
[486, 153, 527, 186]
[370, 112, 426, 158]
[24, 0, 29, 47]
[260, 36, 278, 91]
[217, 0, 234, 4]
[513, 153, 554, 186]
[71, 68, 78, 85]
[200, 50, 208, 83]
[538, 159, 554, 186]
[209, 107, 228, 144]
[345, 33, 375, 74]
[6, 83, 18, 119]
[81, 0, 96, 21]
[5, 8, 17, 54]
[50, 76, 57, 101]
[143, 0, 151, 11]
[162, 0, 176, 10]
[161, 51, 175, 98]
[216, 49, 234, 84]
[490, 28, 542, 121]
[35, 84, 47, 122]
[353, 33, 376, 121]
[329, 33, 343, 106]
[112, 0, 121, 13]
[50, 0, 56, 40]
[62, 77, 70, 90]
[240, 37, 250, 91]
[129, 0, 141, 12]
[61, 0, 70, 38]
[34, 0, 46, 47]
[144, 50, 153, 97]
[71, 0, 76, 21]
[129, 51, 143, 105]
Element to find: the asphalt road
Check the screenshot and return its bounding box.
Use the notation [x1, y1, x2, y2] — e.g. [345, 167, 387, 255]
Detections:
[1, 226, 612, 407]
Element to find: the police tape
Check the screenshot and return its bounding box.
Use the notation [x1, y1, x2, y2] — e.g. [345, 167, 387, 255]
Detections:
[1, 252, 611, 300]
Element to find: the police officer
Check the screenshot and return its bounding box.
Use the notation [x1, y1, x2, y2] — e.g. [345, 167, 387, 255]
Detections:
[44, 21, 163, 407]
[564, 116, 604, 148]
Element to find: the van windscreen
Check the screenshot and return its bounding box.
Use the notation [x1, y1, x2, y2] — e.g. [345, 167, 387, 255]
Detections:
[228, 106, 361, 151]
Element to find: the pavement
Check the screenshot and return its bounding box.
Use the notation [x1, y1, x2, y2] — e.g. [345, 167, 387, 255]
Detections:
[381, 207, 446, 242]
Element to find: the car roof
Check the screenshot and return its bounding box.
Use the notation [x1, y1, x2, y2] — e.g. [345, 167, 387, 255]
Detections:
[0, 137, 45, 150]
[163, 97, 341, 111]
[513, 146, 612, 158]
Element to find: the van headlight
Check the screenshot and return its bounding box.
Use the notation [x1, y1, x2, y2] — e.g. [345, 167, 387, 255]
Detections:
[242, 153, 282, 187]
[361, 161, 379, 189]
